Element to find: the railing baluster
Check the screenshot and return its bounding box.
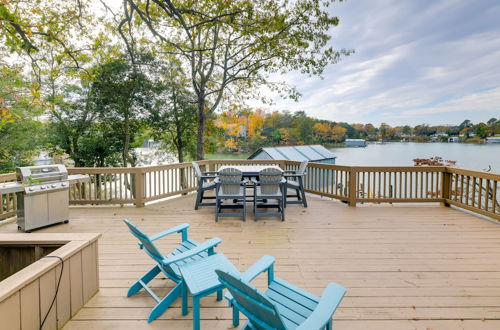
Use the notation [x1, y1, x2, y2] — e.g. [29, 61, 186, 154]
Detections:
[493, 181, 497, 214]
[460, 175, 464, 204]
[485, 179, 490, 212]
[472, 177, 477, 208]
[478, 178, 483, 210]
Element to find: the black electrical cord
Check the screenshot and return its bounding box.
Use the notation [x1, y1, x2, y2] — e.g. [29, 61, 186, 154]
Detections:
[39, 255, 64, 330]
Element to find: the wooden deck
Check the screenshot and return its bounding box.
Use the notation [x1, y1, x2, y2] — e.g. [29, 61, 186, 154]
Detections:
[2, 194, 500, 329]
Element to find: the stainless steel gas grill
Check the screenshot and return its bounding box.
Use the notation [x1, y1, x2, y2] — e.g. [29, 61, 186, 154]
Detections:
[15, 165, 70, 232]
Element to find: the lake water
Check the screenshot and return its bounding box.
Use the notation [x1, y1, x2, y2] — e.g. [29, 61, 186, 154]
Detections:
[329, 142, 500, 174]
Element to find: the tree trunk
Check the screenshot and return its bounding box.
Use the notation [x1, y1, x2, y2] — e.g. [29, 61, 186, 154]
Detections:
[123, 111, 130, 167]
[177, 143, 187, 190]
[122, 110, 134, 197]
[176, 136, 184, 164]
[196, 96, 206, 160]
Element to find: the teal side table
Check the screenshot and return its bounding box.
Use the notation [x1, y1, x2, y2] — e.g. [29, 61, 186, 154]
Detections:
[179, 253, 238, 330]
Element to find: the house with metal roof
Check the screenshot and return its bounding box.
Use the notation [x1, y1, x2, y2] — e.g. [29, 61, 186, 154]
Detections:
[486, 136, 500, 143]
[248, 145, 336, 164]
[345, 139, 366, 147]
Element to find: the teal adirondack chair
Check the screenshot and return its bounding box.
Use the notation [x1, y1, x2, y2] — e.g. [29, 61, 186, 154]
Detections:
[123, 219, 222, 322]
[216, 256, 346, 330]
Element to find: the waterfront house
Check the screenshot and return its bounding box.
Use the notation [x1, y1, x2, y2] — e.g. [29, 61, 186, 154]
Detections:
[448, 136, 459, 142]
[345, 139, 366, 147]
[487, 136, 500, 143]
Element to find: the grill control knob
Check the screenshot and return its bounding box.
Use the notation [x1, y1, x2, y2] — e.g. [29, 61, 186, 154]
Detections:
[61, 182, 67, 187]
[28, 187, 34, 192]
[51, 184, 57, 188]
[41, 185, 46, 190]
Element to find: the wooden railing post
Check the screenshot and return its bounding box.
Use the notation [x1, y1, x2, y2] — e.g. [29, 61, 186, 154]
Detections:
[208, 161, 216, 173]
[348, 167, 357, 207]
[134, 167, 145, 207]
[441, 169, 451, 207]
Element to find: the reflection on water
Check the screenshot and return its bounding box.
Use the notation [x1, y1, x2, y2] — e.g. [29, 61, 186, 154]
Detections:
[329, 142, 500, 173]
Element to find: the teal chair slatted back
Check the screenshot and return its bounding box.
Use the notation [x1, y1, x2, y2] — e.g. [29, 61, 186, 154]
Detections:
[123, 219, 165, 264]
[216, 270, 286, 330]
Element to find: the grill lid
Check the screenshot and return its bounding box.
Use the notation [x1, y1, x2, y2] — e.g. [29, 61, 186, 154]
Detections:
[16, 165, 68, 184]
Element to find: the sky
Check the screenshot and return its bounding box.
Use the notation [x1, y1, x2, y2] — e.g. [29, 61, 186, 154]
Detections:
[256, 0, 500, 126]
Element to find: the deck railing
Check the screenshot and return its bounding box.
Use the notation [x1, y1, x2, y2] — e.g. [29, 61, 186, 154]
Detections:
[0, 173, 16, 221]
[446, 168, 500, 220]
[1, 160, 499, 221]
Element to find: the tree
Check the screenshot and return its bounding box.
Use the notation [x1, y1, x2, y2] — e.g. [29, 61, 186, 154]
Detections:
[71, 122, 124, 167]
[0, 1, 109, 75]
[91, 59, 153, 166]
[402, 125, 412, 135]
[119, 0, 352, 159]
[414, 124, 431, 136]
[46, 84, 98, 166]
[474, 122, 490, 139]
[364, 123, 376, 136]
[1, 0, 118, 138]
[487, 118, 500, 135]
[0, 64, 43, 172]
[379, 123, 392, 139]
[290, 111, 314, 144]
[279, 128, 291, 145]
[0, 63, 26, 128]
[247, 109, 265, 140]
[458, 120, 473, 132]
[313, 122, 332, 142]
[148, 62, 197, 163]
[331, 125, 347, 143]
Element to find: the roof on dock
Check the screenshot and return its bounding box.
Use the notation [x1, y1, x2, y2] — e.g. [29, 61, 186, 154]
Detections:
[248, 145, 336, 161]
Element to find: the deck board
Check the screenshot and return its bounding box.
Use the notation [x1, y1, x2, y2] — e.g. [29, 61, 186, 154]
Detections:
[2, 194, 500, 329]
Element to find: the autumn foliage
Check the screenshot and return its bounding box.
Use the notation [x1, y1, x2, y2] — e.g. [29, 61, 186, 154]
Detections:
[212, 108, 350, 153]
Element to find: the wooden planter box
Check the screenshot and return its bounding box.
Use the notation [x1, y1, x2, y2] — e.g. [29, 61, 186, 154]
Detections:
[0, 233, 100, 330]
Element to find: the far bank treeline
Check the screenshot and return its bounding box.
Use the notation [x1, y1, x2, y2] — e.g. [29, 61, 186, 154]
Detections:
[210, 112, 500, 154]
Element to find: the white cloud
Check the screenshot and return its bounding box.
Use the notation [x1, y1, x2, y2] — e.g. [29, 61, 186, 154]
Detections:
[403, 87, 500, 115]
[254, 0, 500, 126]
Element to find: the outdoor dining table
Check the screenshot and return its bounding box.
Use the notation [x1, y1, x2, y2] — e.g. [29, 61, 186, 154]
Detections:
[216, 165, 284, 204]
[217, 165, 283, 177]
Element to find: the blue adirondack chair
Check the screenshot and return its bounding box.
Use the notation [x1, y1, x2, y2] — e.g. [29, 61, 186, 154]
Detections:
[216, 256, 346, 330]
[123, 219, 222, 322]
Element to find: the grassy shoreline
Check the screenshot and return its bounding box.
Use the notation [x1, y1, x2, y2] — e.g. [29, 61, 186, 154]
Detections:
[205, 153, 250, 160]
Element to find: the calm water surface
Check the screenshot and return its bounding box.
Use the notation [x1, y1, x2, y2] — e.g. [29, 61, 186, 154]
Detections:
[329, 142, 500, 173]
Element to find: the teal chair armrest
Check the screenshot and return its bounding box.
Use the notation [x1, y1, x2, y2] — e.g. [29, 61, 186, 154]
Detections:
[296, 282, 346, 330]
[241, 255, 275, 282]
[149, 223, 190, 242]
[162, 238, 222, 266]
[224, 255, 275, 303]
